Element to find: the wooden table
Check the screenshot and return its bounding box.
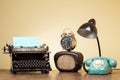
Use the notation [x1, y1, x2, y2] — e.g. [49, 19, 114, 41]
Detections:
[0, 69, 120, 80]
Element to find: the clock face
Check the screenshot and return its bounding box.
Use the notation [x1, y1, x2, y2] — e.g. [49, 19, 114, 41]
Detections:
[61, 36, 76, 51]
[61, 37, 73, 51]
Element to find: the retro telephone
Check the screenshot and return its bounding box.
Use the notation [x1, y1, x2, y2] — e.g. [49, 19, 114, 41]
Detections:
[83, 57, 117, 74]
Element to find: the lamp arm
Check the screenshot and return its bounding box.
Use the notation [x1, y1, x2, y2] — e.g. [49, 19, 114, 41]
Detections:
[96, 36, 101, 57]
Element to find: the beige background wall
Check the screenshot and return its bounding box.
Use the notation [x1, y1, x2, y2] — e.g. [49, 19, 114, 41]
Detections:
[0, 0, 120, 70]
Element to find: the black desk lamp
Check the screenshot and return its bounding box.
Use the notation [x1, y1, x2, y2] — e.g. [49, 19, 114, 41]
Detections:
[77, 19, 117, 75]
[77, 18, 101, 57]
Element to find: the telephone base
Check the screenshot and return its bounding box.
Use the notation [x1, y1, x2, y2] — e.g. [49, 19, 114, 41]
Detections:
[88, 68, 112, 75]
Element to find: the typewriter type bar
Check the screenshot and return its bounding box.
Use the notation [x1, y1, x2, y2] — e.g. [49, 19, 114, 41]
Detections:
[3, 37, 52, 74]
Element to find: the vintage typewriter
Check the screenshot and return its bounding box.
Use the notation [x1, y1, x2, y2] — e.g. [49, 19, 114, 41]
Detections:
[3, 37, 52, 74]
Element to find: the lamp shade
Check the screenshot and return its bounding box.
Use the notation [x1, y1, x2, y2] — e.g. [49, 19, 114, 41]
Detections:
[77, 18, 101, 57]
[77, 19, 97, 39]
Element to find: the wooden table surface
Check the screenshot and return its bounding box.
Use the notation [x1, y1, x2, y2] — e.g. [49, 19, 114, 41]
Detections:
[0, 69, 120, 80]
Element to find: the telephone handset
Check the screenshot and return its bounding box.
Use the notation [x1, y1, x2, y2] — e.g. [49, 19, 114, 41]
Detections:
[83, 57, 117, 74]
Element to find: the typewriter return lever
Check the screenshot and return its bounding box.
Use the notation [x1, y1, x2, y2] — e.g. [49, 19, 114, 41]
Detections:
[3, 44, 13, 54]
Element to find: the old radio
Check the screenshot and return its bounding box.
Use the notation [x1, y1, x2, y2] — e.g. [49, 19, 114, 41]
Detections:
[54, 28, 83, 72]
[54, 51, 83, 72]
